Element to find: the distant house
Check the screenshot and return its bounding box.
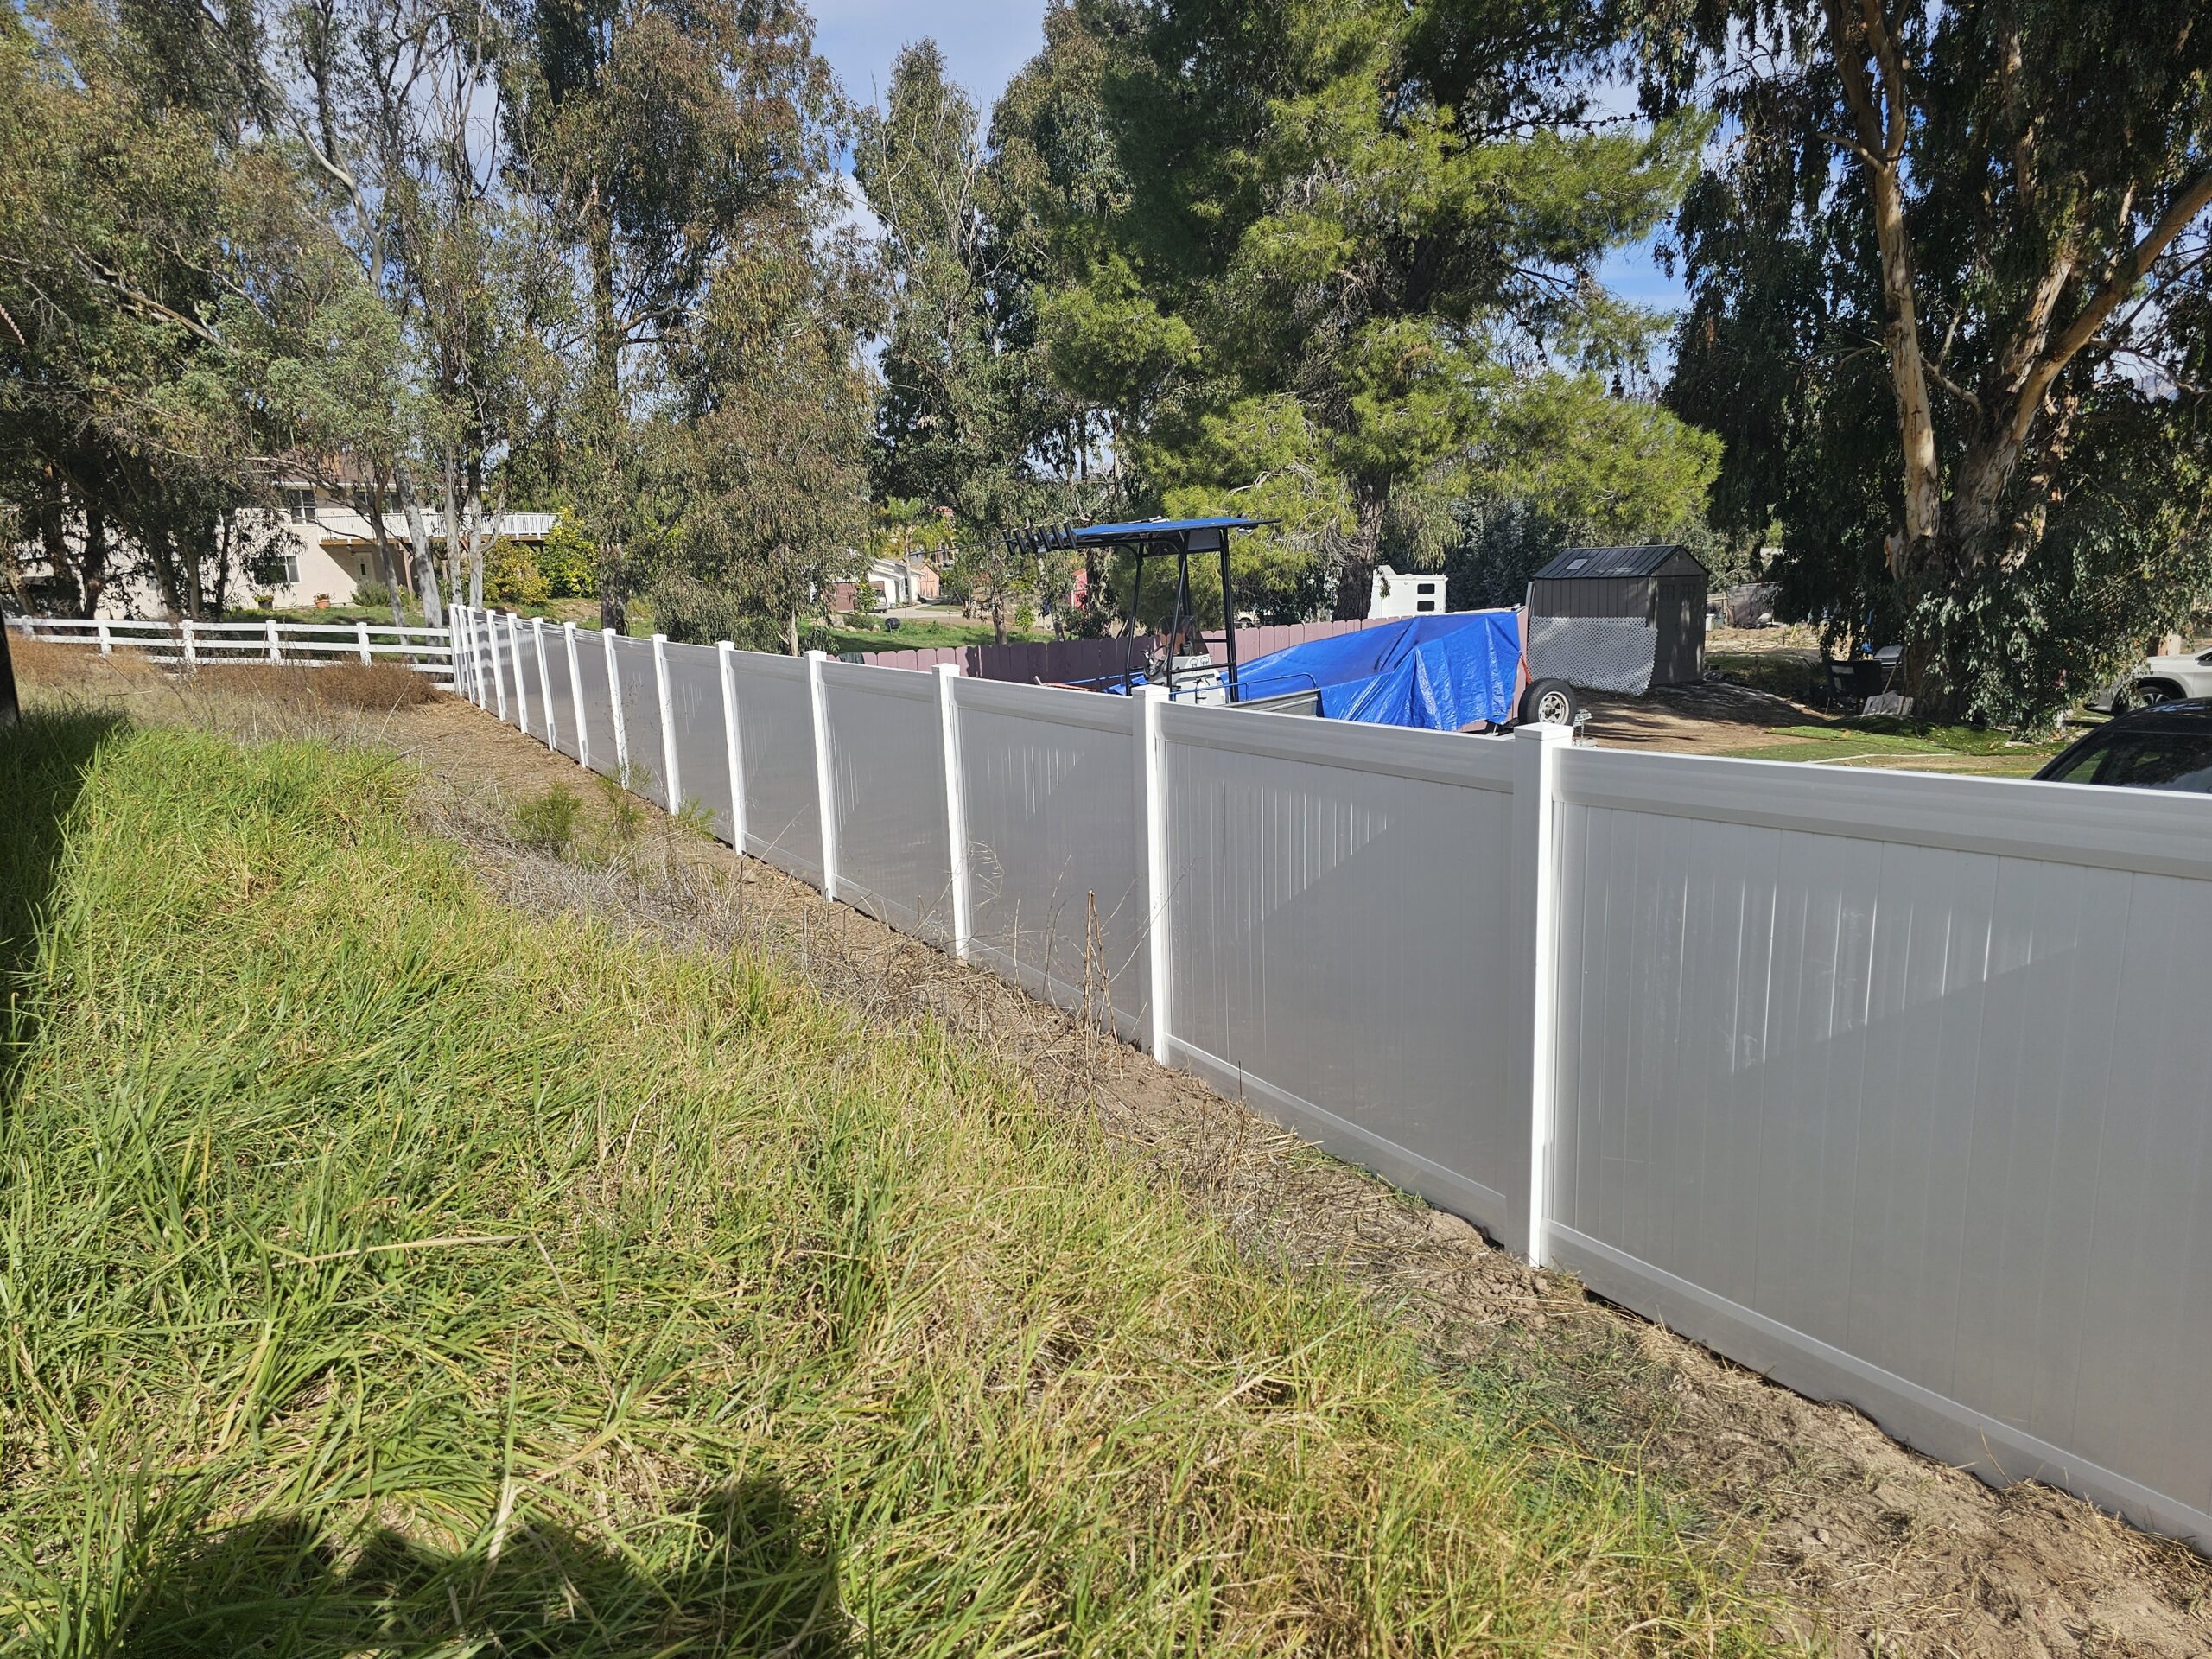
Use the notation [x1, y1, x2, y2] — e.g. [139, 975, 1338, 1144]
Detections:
[12, 468, 555, 614]
[1370, 565, 1447, 617]
[828, 556, 941, 613]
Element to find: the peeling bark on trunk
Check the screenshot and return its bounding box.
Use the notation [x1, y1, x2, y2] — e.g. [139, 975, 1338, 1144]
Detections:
[1827, 0, 1942, 575]
[397, 475, 444, 628]
[363, 467, 407, 627]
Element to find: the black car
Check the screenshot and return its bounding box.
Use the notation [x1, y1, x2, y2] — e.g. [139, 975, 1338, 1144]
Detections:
[2035, 700, 2212, 793]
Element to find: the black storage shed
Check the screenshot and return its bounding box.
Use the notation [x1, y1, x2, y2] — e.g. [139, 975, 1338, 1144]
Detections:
[1527, 543, 1709, 689]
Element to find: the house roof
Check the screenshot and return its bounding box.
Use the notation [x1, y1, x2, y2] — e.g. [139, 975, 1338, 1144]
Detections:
[1531, 543, 1705, 581]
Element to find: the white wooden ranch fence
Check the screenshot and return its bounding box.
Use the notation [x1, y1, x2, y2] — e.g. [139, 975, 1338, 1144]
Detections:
[460, 605, 2210, 1554]
[9, 614, 456, 686]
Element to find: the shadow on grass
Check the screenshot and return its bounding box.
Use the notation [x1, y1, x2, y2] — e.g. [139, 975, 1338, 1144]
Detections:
[1, 705, 124, 995]
[111, 1479, 847, 1658]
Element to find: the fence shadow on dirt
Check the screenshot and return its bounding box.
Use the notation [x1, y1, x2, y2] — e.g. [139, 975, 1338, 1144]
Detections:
[105, 1478, 848, 1659]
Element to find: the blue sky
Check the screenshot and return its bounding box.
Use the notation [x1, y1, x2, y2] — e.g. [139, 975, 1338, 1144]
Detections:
[810, 1, 1688, 321]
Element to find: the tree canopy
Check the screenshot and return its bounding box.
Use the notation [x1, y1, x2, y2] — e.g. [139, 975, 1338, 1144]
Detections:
[9, 0, 2206, 718]
[1647, 0, 2212, 721]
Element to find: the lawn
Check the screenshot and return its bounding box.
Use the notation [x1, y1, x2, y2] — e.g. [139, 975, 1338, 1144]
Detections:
[1713, 717, 2072, 776]
[0, 710, 1771, 1655]
[818, 616, 1046, 654]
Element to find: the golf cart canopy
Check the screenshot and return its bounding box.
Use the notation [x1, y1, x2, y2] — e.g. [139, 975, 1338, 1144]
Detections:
[1067, 517, 1262, 550]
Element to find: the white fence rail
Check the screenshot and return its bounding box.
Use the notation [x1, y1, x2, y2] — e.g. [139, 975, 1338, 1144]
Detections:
[502, 609, 2212, 1552]
[10, 614, 456, 686]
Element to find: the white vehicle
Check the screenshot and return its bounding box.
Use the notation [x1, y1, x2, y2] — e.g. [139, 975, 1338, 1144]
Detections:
[2118, 646, 2212, 712]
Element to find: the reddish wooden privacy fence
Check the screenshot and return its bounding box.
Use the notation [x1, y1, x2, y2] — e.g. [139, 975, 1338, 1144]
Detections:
[856, 618, 1382, 683]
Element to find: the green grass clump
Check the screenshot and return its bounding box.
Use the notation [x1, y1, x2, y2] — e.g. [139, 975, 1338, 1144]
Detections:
[1717, 718, 2069, 774]
[0, 716, 1771, 1656]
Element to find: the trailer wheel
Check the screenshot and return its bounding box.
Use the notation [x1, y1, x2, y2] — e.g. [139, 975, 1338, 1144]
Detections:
[1520, 678, 1580, 728]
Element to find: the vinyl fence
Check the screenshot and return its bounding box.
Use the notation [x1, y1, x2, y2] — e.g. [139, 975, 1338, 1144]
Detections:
[454, 607, 2212, 1556]
[10, 614, 456, 685]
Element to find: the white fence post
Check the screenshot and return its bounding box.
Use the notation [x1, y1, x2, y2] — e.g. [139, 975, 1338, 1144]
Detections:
[935, 663, 970, 958]
[487, 611, 511, 722]
[805, 648, 836, 903]
[532, 619, 555, 753]
[448, 611, 467, 700]
[266, 618, 281, 663]
[717, 641, 746, 854]
[1136, 685, 1173, 1064]
[1509, 720, 1572, 1267]
[355, 620, 371, 664]
[506, 613, 530, 734]
[602, 626, 629, 779]
[96, 620, 112, 656]
[652, 633, 680, 812]
[563, 622, 588, 769]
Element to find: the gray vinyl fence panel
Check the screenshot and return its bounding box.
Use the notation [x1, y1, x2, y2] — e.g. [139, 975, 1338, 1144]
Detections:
[575, 645, 621, 782]
[454, 607, 2212, 1556]
[1547, 746, 2212, 1549]
[608, 636, 666, 806]
[543, 632, 584, 762]
[664, 643, 733, 836]
[727, 651, 823, 883]
[953, 677, 1147, 1039]
[822, 663, 953, 940]
[1158, 704, 1526, 1237]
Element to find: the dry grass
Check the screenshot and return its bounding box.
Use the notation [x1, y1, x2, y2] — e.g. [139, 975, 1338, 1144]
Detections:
[196, 659, 439, 709]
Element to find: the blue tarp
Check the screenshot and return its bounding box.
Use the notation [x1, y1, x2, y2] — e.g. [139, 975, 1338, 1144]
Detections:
[1233, 611, 1523, 730]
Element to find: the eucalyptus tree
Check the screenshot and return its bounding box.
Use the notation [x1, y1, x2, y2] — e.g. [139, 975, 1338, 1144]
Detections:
[1647, 0, 2212, 721]
[0, 0, 365, 618]
[506, 0, 846, 628]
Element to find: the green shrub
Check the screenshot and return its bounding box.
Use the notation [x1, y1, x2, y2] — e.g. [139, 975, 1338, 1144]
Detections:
[648, 572, 790, 652]
[486, 543, 550, 607]
[537, 513, 599, 599]
[512, 783, 583, 854]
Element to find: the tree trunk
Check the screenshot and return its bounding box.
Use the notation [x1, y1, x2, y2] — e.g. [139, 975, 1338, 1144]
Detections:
[441, 463, 464, 613]
[1825, 0, 1942, 575]
[397, 476, 444, 627]
[149, 526, 182, 620]
[364, 467, 407, 626]
[1336, 485, 1386, 619]
[78, 498, 107, 617]
[0, 611, 18, 728]
[464, 454, 486, 610]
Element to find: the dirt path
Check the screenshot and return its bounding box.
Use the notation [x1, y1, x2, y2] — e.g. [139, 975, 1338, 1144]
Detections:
[20, 650, 2212, 1656]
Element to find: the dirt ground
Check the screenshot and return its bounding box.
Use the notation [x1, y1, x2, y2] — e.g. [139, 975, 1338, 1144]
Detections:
[19, 645, 2212, 1656]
